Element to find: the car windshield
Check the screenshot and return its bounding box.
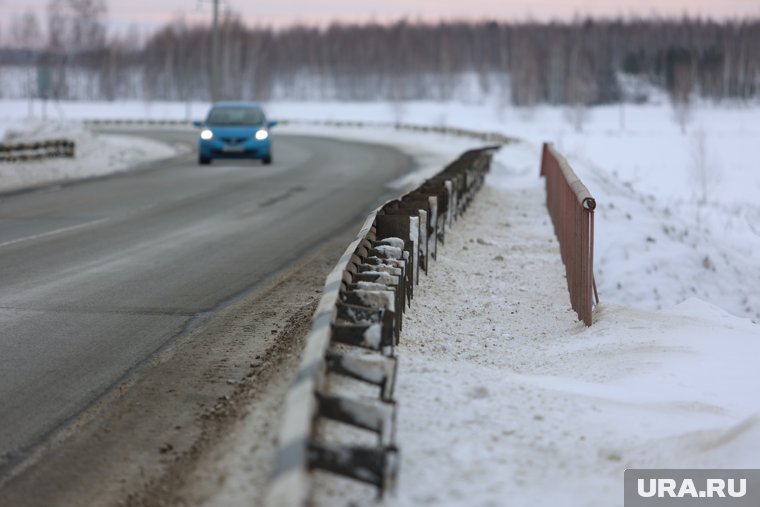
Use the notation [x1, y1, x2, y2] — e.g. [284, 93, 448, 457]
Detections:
[206, 107, 264, 126]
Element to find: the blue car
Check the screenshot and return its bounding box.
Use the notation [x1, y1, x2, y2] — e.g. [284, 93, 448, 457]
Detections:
[194, 102, 277, 165]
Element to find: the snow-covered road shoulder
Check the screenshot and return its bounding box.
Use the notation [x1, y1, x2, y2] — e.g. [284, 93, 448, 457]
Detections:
[374, 142, 760, 507]
[0, 119, 185, 193]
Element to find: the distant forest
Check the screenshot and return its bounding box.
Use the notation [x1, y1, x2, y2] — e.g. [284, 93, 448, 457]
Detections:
[1, 4, 759, 105]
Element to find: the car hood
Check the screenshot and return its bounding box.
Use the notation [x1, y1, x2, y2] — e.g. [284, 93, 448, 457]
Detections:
[206, 125, 263, 137]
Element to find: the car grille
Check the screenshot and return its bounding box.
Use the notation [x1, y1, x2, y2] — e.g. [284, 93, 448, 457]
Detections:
[220, 137, 247, 144]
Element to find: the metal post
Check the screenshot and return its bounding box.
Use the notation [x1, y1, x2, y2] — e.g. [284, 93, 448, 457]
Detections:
[211, 0, 219, 101]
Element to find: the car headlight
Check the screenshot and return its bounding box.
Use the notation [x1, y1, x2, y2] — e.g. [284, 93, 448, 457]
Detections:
[200, 129, 213, 140]
[255, 129, 269, 141]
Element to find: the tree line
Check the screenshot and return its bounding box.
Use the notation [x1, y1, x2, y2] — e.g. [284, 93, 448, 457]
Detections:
[2, 5, 759, 105]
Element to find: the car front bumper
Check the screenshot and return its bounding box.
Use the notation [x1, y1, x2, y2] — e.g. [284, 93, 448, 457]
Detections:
[199, 138, 271, 159]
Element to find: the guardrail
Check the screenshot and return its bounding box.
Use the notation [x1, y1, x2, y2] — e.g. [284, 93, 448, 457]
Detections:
[82, 118, 518, 145]
[266, 146, 497, 507]
[539, 143, 598, 326]
[278, 118, 516, 145]
[0, 139, 75, 162]
[83, 119, 192, 127]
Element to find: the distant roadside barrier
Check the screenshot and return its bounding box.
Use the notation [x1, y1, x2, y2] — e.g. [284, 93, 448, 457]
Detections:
[0, 139, 75, 162]
[83, 119, 191, 127]
[266, 146, 497, 507]
[540, 143, 598, 326]
[279, 118, 517, 144]
[82, 118, 518, 145]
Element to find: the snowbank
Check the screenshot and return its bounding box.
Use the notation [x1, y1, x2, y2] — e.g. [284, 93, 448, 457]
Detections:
[0, 118, 185, 193]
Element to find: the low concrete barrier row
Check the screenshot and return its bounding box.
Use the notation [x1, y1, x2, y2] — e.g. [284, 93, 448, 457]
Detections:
[266, 146, 498, 507]
[0, 139, 75, 162]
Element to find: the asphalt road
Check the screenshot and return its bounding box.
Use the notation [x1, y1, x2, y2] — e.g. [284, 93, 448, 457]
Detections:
[0, 130, 410, 471]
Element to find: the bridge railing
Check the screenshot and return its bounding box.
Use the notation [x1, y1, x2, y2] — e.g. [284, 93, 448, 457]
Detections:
[540, 143, 598, 326]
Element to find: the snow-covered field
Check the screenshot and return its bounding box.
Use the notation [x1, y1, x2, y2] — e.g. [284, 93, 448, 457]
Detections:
[1, 97, 758, 505]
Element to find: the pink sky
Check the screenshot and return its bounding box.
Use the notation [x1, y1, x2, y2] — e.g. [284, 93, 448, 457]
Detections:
[2, 0, 759, 33]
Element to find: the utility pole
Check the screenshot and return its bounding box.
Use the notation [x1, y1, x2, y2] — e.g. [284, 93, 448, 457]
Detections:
[211, 0, 220, 101]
